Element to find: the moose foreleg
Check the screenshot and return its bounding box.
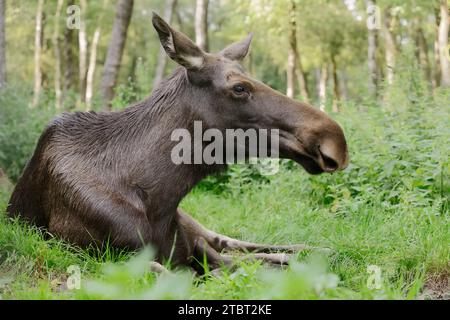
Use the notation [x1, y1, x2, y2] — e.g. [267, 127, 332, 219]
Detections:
[192, 238, 290, 272]
[149, 261, 171, 274]
[192, 237, 233, 268]
[177, 209, 312, 254]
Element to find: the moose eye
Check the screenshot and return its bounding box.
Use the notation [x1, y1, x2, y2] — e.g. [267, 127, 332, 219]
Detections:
[233, 84, 246, 94]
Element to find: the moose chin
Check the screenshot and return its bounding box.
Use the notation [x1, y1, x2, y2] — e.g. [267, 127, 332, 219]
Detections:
[7, 13, 348, 272]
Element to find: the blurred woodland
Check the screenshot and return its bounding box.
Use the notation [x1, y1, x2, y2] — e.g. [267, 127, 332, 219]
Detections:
[0, 0, 448, 112]
[0, 1, 449, 300]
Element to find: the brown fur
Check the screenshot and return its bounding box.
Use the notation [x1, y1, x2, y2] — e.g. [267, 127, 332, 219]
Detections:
[7, 14, 348, 269]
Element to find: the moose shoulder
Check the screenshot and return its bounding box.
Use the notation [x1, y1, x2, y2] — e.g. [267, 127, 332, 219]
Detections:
[7, 13, 348, 271]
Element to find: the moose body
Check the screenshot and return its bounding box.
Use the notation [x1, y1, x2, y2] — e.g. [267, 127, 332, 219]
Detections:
[7, 14, 349, 270]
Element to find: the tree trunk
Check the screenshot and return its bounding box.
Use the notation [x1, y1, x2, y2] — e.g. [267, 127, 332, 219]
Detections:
[383, 8, 396, 86]
[286, 0, 309, 102]
[339, 70, 349, 101]
[32, 0, 44, 108]
[0, 0, 6, 89]
[331, 55, 340, 113]
[52, 0, 64, 109]
[413, 21, 431, 84]
[128, 55, 138, 83]
[0, 167, 12, 190]
[176, 10, 183, 29]
[319, 64, 328, 112]
[286, 50, 295, 98]
[366, 0, 379, 98]
[433, 7, 442, 88]
[101, 0, 134, 109]
[152, 0, 177, 89]
[78, 0, 88, 105]
[195, 0, 209, 51]
[438, 0, 450, 87]
[295, 67, 309, 102]
[248, 48, 254, 75]
[85, 0, 109, 110]
[63, 0, 75, 102]
[85, 28, 101, 110]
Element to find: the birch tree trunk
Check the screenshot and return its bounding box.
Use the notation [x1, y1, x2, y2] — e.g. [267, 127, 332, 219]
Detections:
[78, 0, 88, 105]
[434, 7, 442, 88]
[52, 0, 64, 109]
[286, 0, 309, 102]
[438, 0, 450, 87]
[366, 0, 379, 98]
[383, 8, 396, 86]
[331, 55, 340, 113]
[63, 0, 75, 100]
[85, 0, 109, 110]
[0, 0, 6, 89]
[152, 0, 177, 89]
[319, 64, 328, 112]
[101, 0, 134, 109]
[339, 71, 349, 101]
[295, 63, 309, 102]
[195, 0, 209, 51]
[85, 28, 101, 110]
[414, 22, 431, 84]
[286, 50, 295, 99]
[32, 0, 45, 108]
[0, 167, 12, 190]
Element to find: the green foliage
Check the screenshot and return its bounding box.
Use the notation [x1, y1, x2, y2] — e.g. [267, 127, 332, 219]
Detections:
[111, 78, 141, 111]
[0, 85, 56, 181]
[257, 257, 340, 299]
[79, 249, 192, 300]
[196, 163, 271, 194]
[2, 79, 447, 299]
[0, 0, 448, 301]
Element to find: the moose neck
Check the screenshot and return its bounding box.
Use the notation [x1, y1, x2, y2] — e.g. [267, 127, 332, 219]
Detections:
[123, 67, 225, 217]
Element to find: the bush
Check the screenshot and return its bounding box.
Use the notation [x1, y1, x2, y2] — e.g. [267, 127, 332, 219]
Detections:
[0, 85, 56, 181]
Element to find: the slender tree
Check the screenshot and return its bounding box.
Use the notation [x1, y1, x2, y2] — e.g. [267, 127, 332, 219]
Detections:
[434, 7, 442, 88]
[32, 0, 45, 107]
[101, 0, 134, 109]
[85, 27, 100, 109]
[195, 0, 209, 51]
[0, 167, 12, 190]
[286, 0, 309, 102]
[52, 0, 64, 109]
[339, 71, 349, 101]
[319, 64, 328, 112]
[286, 43, 295, 99]
[366, 0, 379, 98]
[86, 0, 109, 110]
[438, 0, 450, 87]
[78, 0, 88, 105]
[331, 54, 340, 112]
[0, 0, 6, 89]
[383, 7, 396, 86]
[413, 18, 431, 84]
[152, 0, 177, 89]
[63, 0, 75, 101]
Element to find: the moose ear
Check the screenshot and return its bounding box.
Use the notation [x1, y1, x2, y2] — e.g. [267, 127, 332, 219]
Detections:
[220, 33, 253, 61]
[152, 12, 205, 70]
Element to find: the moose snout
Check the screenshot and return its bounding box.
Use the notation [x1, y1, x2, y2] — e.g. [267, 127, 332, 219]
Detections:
[315, 133, 349, 173]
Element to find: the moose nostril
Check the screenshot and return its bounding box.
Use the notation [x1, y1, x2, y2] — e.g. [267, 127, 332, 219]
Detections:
[318, 147, 339, 171]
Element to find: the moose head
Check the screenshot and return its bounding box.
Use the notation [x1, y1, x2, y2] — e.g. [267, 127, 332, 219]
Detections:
[152, 13, 349, 174]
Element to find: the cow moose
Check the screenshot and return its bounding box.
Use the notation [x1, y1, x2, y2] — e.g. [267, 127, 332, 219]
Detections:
[7, 13, 349, 272]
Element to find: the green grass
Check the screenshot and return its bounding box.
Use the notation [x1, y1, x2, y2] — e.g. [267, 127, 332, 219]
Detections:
[0, 88, 449, 300]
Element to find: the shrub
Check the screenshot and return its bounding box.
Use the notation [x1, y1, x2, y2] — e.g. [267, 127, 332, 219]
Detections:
[0, 85, 56, 182]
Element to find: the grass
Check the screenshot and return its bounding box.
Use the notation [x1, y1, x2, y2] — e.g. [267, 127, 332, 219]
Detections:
[0, 86, 449, 300]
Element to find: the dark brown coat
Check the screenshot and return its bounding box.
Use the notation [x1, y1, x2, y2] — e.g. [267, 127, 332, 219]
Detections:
[7, 14, 348, 268]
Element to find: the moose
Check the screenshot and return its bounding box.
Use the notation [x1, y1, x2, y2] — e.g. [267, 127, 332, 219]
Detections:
[7, 14, 348, 272]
